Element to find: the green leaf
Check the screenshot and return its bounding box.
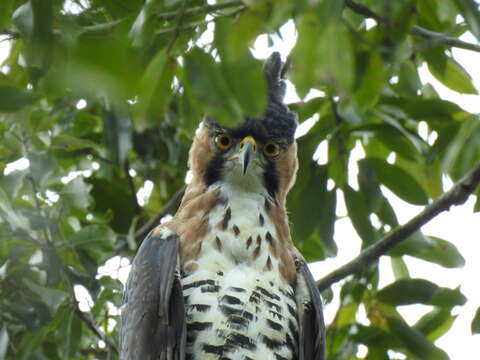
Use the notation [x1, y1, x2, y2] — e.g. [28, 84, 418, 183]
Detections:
[454, 0, 480, 42]
[351, 124, 421, 161]
[403, 98, 471, 123]
[61, 177, 92, 210]
[103, 106, 132, 165]
[133, 49, 176, 130]
[354, 51, 384, 112]
[377, 278, 438, 306]
[215, 18, 267, 118]
[226, 6, 265, 60]
[17, 325, 50, 360]
[289, 97, 326, 123]
[51, 135, 101, 153]
[24, 279, 67, 315]
[415, 308, 456, 341]
[472, 307, 480, 334]
[128, 0, 157, 48]
[12, 2, 34, 38]
[391, 235, 465, 268]
[12, 0, 54, 70]
[27, 151, 58, 187]
[292, 14, 354, 96]
[184, 47, 239, 125]
[388, 0, 417, 41]
[364, 158, 429, 205]
[0, 326, 8, 360]
[0, 187, 30, 231]
[396, 61, 422, 96]
[289, 165, 337, 258]
[391, 256, 410, 279]
[430, 287, 467, 307]
[343, 185, 376, 244]
[64, 312, 82, 357]
[378, 278, 466, 307]
[395, 157, 443, 198]
[0, 85, 34, 112]
[386, 317, 449, 360]
[0, 0, 15, 29]
[334, 302, 359, 328]
[70, 225, 116, 249]
[423, 48, 478, 94]
[88, 177, 137, 233]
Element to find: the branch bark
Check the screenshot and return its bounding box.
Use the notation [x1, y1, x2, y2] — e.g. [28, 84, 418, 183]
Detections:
[74, 306, 118, 353]
[317, 162, 480, 292]
[344, 0, 480, 53]
[134, 185, 186, 241]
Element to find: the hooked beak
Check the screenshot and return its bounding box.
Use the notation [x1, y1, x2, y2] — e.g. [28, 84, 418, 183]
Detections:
[238, 136, 257, 175]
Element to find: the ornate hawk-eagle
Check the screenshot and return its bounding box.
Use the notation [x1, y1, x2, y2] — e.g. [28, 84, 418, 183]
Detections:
[120, 52, 326, 360]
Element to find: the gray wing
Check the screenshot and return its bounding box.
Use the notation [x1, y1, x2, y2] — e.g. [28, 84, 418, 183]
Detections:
[295, 259, 326, 360]
[120, 229, 186, 360]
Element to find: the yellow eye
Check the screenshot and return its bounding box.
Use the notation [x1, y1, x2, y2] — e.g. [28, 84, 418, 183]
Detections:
[215, 133, 233, 151]
[263, 142, 280, 157]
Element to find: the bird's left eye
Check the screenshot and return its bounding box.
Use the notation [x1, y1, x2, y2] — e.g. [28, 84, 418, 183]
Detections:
[215, 133, 233, 151]
[263, 142, 280, 157]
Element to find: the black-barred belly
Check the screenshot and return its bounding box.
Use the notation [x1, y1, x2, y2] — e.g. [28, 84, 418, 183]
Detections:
[182, 266, 299, 360]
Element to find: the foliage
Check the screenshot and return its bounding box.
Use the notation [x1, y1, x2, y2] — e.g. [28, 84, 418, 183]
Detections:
[1, 0, 479, 359]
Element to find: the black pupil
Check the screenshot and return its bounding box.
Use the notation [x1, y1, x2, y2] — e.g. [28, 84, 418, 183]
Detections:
[266, 144, 276, 153]
[220, 136, 230, 146]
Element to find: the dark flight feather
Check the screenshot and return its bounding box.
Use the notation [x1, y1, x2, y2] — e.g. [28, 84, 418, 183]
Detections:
[120, 231, 186, 360]
[296, 259, 326, 360]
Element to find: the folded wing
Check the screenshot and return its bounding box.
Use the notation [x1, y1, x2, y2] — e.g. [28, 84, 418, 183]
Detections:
[120, 230, 186, 360]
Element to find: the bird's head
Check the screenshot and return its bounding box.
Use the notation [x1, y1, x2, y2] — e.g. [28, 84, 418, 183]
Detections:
[187, 52, 298, 203]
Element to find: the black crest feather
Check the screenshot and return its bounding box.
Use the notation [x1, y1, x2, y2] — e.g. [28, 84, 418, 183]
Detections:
[261, 52, 297, 143]
[205, 52, 297, 143]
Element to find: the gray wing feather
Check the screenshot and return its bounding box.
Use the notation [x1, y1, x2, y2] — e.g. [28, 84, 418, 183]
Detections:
[296, 259, 326, 360]
[120, 230, 186, 360]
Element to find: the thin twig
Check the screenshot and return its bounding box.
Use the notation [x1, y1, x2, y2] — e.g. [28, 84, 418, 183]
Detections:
[166, 0, 188, 54]
[317, 162, 480, 291]
[74, 306, 119, 353]
[411, 25, 480, 52]
[344, 0, 480, 53]
[134, 185, 186, 240]
[124, 161, 141, 216]
[63, 266, 119, 353]
[0, 29, 21, 40]
[157, 0, 244, 21]
[155, 6, 245, 36]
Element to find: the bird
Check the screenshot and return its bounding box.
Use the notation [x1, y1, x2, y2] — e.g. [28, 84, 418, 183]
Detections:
[119, 52, 326, 360]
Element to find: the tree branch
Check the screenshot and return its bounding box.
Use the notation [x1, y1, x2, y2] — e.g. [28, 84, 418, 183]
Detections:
[134, 185, 186, 241]
[317, 162, 480, 292]
[0, 29, 21, 41]
[344, 0, 480, 53]
[74, 306, 118, 354]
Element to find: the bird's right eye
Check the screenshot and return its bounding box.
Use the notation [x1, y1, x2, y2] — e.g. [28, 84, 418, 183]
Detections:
[215, 133, 233, 151]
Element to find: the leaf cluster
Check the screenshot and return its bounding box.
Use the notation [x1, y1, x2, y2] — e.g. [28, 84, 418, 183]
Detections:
[1, 0, 480, 359]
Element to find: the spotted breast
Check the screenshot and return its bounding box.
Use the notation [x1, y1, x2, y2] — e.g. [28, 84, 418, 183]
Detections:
[179, 185, 299, 360]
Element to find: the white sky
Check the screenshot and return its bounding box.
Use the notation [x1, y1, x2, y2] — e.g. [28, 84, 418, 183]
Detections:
[1, 16, 480, 360]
